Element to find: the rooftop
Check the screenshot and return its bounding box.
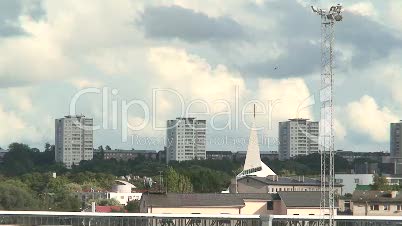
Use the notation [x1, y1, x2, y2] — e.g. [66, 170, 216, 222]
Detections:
[103, 149, 157, 154]
[142, 193, 273, 208]
[352, 190, 402, 203]
[239, 176, 342, 187]
[277, 191, 336, 207]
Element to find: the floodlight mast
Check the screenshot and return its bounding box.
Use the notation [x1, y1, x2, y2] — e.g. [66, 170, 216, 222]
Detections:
[312, 4, 342, 226]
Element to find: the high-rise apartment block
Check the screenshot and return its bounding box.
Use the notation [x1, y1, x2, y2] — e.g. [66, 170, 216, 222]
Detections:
[278, 119, 319, 160]
[166, 118, 206, 163]
[55, 115, 93, 168]
[391, 121, 402, 159]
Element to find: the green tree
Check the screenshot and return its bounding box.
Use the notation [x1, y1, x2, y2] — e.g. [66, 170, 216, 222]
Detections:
[372, 174, 389, 191]
[126, 200, 140, 212]
[0, 180, 40, 210]
[165, 167, 192, 193]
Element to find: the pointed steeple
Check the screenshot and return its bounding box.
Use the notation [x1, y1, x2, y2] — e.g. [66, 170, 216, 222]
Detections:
[238, 105, 276, 178]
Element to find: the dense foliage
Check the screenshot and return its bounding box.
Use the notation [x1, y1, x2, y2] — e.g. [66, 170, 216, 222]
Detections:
[0, 142, 363, 211]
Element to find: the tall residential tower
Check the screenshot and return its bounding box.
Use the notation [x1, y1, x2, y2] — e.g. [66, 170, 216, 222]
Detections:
[391, 121, 402, 159]
[55, 115, 93, 168]
[166, 118, 206, 163]
[278, 119, 319, 160]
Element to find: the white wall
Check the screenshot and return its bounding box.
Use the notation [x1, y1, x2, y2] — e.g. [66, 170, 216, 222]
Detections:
[335, 174, 373, 195]
[108, 192, 142, 205]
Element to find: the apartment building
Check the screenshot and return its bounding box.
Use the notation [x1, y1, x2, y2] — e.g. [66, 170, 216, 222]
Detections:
[166, 118, 206, 163]
[55, 115, 93, 168]
[391, 121, 402, 159]
[278, 119, 319, 160]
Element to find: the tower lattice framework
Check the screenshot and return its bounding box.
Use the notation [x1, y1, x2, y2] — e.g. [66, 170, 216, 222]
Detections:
[312, 4, 343, 226]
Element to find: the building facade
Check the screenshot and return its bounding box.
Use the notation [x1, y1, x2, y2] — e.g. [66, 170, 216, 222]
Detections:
[278, 119, 319, 160]
[391, 121, 402, 158]
[335, 174, 374, 195]
[102, 149, 157, 161]
[55, 115, 93, 168]
[352, 190, 402, 216]
[231, 175, 342, 195]
[166, 118, 206, 163]
[140, 192, 335, 216]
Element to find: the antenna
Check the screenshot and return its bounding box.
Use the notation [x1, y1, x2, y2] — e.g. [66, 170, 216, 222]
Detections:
[253, 104, 256, 119]
[312, 4, 343, 226]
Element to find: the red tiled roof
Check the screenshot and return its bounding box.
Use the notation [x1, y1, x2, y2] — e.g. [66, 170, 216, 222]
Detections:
[95, 206, 125, 213]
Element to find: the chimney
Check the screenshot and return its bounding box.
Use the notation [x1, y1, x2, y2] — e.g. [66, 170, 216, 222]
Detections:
[91, 202, 96, 213]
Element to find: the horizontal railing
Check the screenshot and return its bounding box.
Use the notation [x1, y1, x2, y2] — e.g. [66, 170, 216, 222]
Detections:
[0, 211, 401, 226]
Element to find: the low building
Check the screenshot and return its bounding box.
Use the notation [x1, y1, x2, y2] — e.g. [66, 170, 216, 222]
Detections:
[206, 151, 233, 160]
[351, 190, 402, 216]
[108, 180, 142, 205]
[103, 150, 157, 161]
[276, 192, 336, 216]
[76, 180, 143, 206]
[0, 148, 8, 163]
[157, 150, 166, 162]
[336, 151, 389, 164]
[231, 175, 342, 194]
[140, 192, 334, 216]
[335, 174, 373, 195]
[233, 151, 278, 162]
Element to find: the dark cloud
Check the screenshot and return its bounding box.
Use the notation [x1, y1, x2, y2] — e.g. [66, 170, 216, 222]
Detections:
[0, 0, 45, 37]
[0, 0, 25, 36]
[241, 0, 402, 78]
[140, 5, 244, 42]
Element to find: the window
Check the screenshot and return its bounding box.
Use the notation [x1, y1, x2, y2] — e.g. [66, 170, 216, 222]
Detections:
[267, 201, 274, 210]
[384, 204, 390, 211]
[354, 179, 360, 184]
[397, 205, 402, 211]
[370, 204, 379, 211]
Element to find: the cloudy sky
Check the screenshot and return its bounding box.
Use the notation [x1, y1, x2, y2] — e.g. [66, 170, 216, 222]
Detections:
[0, 0, 401, 152]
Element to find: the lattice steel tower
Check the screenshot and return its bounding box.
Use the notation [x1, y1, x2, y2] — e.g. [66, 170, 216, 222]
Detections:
[311, 4, 342, 226]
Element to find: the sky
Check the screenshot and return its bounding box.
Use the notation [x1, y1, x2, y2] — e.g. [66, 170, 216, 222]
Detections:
[0, 0, 401, 152]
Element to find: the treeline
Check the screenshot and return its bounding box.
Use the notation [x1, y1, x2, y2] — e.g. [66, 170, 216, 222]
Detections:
[0, 142, 361, 211]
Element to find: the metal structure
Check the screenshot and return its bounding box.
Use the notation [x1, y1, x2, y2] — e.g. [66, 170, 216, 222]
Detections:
[311, 4, 343, 226]
[1, 211, 402, 226]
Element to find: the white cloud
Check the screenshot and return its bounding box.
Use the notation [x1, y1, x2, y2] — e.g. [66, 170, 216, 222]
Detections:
[346, 2, 376, 17]
[381, 64, 402, 106]
[148, 46, 247, 105]
[71, 79, 103, 89]
[334, 119, 347, 141]
[388, 1, 402, 32]
[0, 105, 42, 145]
[346, 95, 398, 142]
[258, 78, 312, 121]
